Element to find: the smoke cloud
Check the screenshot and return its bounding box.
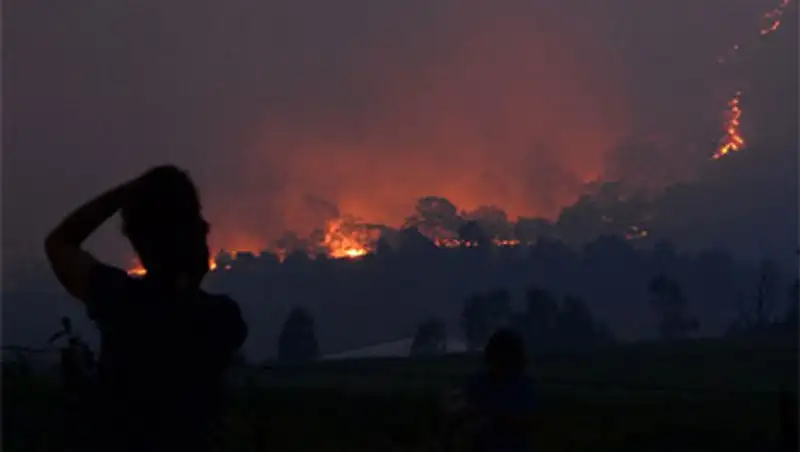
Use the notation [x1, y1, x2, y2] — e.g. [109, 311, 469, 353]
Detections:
[4, 0, 791, 272]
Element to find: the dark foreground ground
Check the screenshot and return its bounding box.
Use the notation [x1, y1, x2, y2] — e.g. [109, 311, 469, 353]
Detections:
[4, 336, 797, 451]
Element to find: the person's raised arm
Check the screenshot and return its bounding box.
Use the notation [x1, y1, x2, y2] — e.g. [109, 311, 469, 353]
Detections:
[44, 180, 135, 301]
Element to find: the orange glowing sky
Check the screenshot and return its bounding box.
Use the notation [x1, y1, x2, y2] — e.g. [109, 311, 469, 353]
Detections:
[205, 1, 630, 252]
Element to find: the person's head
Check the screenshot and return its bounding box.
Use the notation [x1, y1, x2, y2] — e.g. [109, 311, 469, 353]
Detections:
[121, 166, 210, 286]
[484, 328, 526, 377]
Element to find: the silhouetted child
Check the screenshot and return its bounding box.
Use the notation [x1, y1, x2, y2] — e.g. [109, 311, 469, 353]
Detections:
[445, 329, 535, 452]
[44, 166, 247, 452]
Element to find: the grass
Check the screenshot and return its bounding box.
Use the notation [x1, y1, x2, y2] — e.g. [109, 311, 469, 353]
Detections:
[4, 336, 797, 451]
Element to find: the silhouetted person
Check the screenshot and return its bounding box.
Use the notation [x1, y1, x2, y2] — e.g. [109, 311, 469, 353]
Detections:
[457, 329, 536, 452]
[44, 166, 247, 452]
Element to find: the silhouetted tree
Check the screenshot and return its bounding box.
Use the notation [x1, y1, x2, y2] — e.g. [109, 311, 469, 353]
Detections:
[277, 308, 319, 363]
[782, 278, 799, 330]
[457, 221, 490, 247]
[375, 235, 395, 255]
[397, 227, 438, 253]
[461, 294, 490, 351]
[754, 259, 778, 328]
[462, 296, 491, 349]
[486, 289, 512, 327]
[283, 249, 312, 268]
[410, 317, 447, 356]
[514, 217, 555, 243]
[463, 205, 513, 240]
[649, 274, 698, 340]
[404, 196, 463, 238]
[652, 240, 678, 269]
[556, 296, 595, 347]
[727, 260, 785, 336]
[556, 182, 647, 244]
[461, 290, 513, 351]
[558, 296, 616, 348]
[517, 287, 560, 349]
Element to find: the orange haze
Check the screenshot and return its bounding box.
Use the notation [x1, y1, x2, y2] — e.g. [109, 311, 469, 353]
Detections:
[206, 2, 629, 253]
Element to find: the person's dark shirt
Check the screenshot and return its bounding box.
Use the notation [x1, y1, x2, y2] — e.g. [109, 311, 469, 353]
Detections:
[465, 372, 535, 452]
[85, 264, 247, 451]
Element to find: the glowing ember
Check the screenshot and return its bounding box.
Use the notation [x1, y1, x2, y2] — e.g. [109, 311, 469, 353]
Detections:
[760, 0, 791, 36]
[625, 225, 649, 241]
[712, 91, 745, 160]
[493, 239, 521, 247]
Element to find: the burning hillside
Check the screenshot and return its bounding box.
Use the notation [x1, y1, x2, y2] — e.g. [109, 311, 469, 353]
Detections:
[128, 187, 657, 276]
[711, 0, 794, 160]
[119, 0, 795, 278]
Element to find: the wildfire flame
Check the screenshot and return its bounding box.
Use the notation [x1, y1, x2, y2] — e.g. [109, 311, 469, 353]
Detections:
[322, 218, 370, 259]
[711, 0, 792, 160]
[125, 220, 650, 276]
[712, 91, 745, 160]
[126, 219, 375, 276]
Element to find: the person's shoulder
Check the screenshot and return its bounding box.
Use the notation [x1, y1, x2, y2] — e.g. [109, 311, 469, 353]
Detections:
[89, 262, 136, 292]
[84, 263, 140, 321]
[198, 291, 244, 321]
[199, 291, 247, 346]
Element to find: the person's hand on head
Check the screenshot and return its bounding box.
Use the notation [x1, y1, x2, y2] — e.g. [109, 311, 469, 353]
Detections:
[124, 165, 194, 211]
[130, 165, 185, 190]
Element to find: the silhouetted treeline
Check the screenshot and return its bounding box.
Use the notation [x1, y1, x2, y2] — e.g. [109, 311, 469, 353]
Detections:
[206, 230, 796, 360]
[457, 287, 614, 353]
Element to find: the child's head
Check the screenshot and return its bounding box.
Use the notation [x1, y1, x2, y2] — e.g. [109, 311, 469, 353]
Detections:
[483, 328, 526, 376]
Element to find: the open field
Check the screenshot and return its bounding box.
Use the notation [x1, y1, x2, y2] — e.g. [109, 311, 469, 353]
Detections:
[4, 336, 797, 451]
